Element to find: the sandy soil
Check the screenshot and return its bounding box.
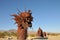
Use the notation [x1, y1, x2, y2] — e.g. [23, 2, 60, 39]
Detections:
[0, 35, 60, 40]
[48, 35, 60, 40]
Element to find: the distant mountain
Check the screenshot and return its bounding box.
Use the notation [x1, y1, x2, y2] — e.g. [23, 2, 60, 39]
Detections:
[0, 29, 17, 33]
[0, 30, 5, 32]
[0, 29, 36, 34]
[0, 29, 60, 35]
[7, 29, 17, 33]
[28, 31, 36, 35]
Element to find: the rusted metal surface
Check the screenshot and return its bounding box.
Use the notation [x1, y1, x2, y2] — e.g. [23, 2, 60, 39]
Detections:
[43, 32, 46, 37]
[37, 27, 43, 37]
[37, 27, 46, 37]
[12, 10, 33, 40]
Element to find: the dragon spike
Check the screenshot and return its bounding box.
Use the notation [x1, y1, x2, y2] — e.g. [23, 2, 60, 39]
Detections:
[17, 8, 21, 13]
[28, 10, 31, 12]
[11, 14, 18, 17]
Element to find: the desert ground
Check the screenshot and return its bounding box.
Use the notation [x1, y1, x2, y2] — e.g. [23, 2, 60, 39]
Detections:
[0, 35, 60, 40]
[47, 35, 60, 40]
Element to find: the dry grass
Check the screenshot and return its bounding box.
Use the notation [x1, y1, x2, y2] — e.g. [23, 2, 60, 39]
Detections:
[0, 35, 60, 40]
[0, 32, 60, 40]
[48, 35, 60, 40]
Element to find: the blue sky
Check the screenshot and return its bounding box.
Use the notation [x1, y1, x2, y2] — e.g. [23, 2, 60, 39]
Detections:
[0, 0, 60, 33]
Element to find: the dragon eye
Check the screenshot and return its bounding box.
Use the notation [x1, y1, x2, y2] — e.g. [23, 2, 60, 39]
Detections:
[27, 18, 29, 20]
[28, 22, 31, 24]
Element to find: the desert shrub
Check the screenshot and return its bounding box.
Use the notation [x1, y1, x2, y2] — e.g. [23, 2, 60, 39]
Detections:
[29, 34, 35, 37]
[0, 32, 5, 38]
[11, 32, 17, 36]
[0, 32, 17, 38]
[3, 32, 10, 36]
[47, 33, 59, 36]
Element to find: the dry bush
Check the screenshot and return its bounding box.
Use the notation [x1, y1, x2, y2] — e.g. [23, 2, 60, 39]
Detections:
[0, 32, 5, 38]
[29, 34, 36, 37]
[11, 32, 17, 37]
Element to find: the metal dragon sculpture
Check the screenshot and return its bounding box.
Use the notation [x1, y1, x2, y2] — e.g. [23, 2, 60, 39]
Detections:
[12, 10, 33, 40]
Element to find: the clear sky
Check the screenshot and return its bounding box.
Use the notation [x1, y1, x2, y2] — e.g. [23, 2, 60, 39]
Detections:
[0, 0, 60, 33]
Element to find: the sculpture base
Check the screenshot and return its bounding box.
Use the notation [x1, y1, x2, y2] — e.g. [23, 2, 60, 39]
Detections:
[31, 37, 48, 40]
